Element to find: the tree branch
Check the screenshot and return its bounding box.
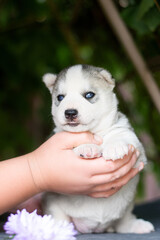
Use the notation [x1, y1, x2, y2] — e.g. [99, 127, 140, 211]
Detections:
[98, 0, 160, 114]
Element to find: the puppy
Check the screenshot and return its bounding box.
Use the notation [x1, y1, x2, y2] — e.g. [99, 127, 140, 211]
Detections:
[42, 64, 154, 234]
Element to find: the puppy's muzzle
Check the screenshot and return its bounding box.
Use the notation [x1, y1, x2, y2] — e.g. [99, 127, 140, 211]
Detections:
[65, 109, 78, 121]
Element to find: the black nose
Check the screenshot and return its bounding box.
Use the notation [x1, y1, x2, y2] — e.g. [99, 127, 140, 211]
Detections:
[65, 109, 78, 120]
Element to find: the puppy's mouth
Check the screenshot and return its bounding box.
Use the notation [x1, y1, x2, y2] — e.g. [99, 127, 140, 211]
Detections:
[65, 122, 80, 127]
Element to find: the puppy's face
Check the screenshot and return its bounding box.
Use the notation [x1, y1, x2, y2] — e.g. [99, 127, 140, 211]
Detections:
[43, 65, 116, 132]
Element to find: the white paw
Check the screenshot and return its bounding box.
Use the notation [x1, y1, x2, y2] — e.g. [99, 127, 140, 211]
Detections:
[73, 144, 102, 159]
[129, 219, 154, 234]
[102, 142, 129, 161]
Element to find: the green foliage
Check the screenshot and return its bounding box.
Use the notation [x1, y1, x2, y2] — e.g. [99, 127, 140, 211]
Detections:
[0, 0, 160, 193]
[137, 0, 155, 19]
[121, 0, 160, 34]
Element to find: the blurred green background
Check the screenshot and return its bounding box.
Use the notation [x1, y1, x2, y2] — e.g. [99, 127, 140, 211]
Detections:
[0, 0, 160, 199]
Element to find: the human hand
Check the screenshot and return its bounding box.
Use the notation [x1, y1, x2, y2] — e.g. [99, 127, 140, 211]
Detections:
[27, 133, 142, 197]
[28, 132, 104, 194]
[87, 146, 143, 198]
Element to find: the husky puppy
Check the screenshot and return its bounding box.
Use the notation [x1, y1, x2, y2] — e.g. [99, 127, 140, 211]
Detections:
[42, 64, 154, 234]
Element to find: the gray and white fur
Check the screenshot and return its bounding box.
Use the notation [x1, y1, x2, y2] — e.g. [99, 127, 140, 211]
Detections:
[42, 64, 154, 234]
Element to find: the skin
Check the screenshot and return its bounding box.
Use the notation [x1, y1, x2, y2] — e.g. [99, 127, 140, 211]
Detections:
[0, 132, 143, 215]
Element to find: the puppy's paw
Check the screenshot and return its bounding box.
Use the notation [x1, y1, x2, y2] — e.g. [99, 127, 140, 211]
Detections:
[73, 144, 102, 159]
[102, 142, 129, 161]
[127, 219, 154, 234]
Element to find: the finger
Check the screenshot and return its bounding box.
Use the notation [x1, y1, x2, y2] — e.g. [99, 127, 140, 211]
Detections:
[108, 151, 139, 181]
[84, 147, 136, 176]
[110, 165, 141, 190]
[104, 145, 137, 172]
[88, 187, 120, 198]
[90, 152, 140, 185]
[54, 132, 102, 149]
[91, 163, 142, 193]
[88, 163, 144, 196]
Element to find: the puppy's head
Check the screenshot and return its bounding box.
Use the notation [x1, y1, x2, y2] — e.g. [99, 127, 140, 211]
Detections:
[43, 64, 117, 132]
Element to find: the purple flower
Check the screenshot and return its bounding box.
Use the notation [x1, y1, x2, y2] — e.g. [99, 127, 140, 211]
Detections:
[4, 209, 77, 240]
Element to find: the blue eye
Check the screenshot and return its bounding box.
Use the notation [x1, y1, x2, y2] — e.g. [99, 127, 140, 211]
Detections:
[57, 95, 65, 101]
[84, 92, 95, 99]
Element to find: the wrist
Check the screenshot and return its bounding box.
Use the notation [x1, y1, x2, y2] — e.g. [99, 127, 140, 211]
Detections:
[27, 151, 45, 193]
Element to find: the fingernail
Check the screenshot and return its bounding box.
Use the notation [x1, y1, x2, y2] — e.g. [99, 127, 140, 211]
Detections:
[138, 162, 144, 171]
[129, 145, 134, 152]
[94, 135, 102, 144]
[136, 150, 140, 157]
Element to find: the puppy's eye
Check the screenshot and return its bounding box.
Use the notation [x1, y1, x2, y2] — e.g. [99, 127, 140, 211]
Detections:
[57, 95, 65, 102]
[84, 92, 95, 99]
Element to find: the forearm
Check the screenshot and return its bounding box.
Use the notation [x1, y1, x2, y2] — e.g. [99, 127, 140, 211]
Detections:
[0, 132, 141, 214]
[0, 154, 39, 215]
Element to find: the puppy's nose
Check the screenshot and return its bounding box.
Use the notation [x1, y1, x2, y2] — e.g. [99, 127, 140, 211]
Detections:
[65, 109, 78, 120]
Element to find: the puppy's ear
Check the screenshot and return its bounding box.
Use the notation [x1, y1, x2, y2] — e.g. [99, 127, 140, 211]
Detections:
[43, 73, 57, 93]
[100, 70, 115, 89]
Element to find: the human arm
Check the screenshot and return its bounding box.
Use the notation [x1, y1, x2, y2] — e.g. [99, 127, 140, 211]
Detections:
[0, 153, 38, 215]
[0, 131, 102, 214]
[0, 132, 142, 215]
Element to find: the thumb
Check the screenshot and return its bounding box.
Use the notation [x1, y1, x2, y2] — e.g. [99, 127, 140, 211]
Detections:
[53, 132, 102, 149]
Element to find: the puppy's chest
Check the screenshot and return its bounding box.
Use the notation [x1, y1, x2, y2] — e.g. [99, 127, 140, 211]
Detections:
[64, 191, 129, 223]
[88, 199, 124, 223]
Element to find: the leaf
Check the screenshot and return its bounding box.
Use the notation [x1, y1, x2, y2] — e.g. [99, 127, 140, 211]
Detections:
[121, 6, 150, 35]
[121, 3, 160, 34]
[0, 8, 10, 27]
[143, 7, 160, 31]
[137, 0, 155, 19]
